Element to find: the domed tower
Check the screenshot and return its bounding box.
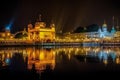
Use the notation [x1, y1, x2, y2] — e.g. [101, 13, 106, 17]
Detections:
[98, 26, 104, 38]
[116, 18, 119, 31]
[102, 20, 107, 33]
[5, 27, 10, 33]
[111, 16, 116, 35]
[27, 23, 33, 40]
[50, 23, 55, 30]
[5, 25, 11, 39]
[111, 27, 116, 33]
[98, 26, 102, 33]
[35, 14, 46, 29]
[50, 23, 56, 41]
[28, 23, 33, 31]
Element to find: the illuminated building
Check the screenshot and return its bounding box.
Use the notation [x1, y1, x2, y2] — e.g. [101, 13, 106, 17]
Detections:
[27, 15, 55, 42]
[98, 20, 116, 38]
[0, 15, 120, 43]
[62, 17, 120, 42]
[0, 27, 13, 40]
[0, 15, 55, 43]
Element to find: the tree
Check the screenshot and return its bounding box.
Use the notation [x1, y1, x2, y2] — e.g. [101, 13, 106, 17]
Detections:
[86, 24, 99, 32]
[73, 26, 85, 33]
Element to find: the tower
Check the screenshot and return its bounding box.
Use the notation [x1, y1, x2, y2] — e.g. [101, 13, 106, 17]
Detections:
[98, 26, 102, 33]
[111, 16, 116, 34]
[39, 14, 42, 22]
[112, 16, 115, 30]
[98, 26, 104, 38]
[50, 23, 56, 41]
[102, 20, 107, 32]
[27, 23, 33, 40]
[35, 14, 46, 29]
[116, 18, 119, 31]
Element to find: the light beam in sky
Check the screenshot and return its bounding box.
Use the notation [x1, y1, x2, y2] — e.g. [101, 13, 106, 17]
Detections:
[5, 18, 15, 31]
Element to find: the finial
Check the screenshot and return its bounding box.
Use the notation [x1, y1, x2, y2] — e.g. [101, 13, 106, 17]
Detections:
[116, 18, 119, 30]
[39, 14, 42, 21]
[113, 16, 114, 20]
[24, 28, 26, 31]
[113, 16, 114, 26]
[117, 18, 118, 26]
[104, 19, 106, 24]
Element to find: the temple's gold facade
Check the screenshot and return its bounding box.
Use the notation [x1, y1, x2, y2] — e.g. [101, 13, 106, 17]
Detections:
[0, 15, 55, 43]
[27, 21, 55, 42]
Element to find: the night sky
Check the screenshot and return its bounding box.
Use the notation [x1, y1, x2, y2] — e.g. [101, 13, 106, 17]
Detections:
[0, 0, 120, 33]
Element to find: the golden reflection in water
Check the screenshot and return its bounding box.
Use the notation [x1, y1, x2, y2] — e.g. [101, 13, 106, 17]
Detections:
[0, 47, 120, 72]
[27, 48, 55, 72]
[0, 47, 55, 72]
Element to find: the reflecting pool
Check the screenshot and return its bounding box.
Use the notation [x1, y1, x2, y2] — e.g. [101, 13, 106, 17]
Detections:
[0, 46, 120, 79]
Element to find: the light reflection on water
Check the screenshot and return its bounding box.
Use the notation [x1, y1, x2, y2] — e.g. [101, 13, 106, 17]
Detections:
[0, 47, 120, 73]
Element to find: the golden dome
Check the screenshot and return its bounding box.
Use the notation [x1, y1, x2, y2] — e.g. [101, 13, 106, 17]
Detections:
[102, 20, 107, 27]
[102, 23, 107, 27]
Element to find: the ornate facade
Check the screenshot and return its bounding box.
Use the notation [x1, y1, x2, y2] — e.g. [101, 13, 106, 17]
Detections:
[61, 19, 120, 42]
[27, 21, 55, 42]
[98, 21, 116, 38]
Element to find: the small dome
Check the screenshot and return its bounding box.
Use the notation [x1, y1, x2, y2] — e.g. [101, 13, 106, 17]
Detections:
[102, 23, 107, 27]
[111, 26, 116, 33]
[102, 20, 107, 27]
[28, 24, 33, 28]
[35, 22, 46, 28]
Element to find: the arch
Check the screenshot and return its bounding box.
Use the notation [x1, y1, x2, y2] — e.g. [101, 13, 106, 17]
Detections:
[13, 31, 28, 38]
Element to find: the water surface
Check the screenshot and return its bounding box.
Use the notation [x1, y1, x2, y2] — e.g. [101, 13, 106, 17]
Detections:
[0, 46, 120, 79]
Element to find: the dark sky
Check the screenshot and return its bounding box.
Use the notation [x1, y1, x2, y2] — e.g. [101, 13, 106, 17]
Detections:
[0, 0, 120, 33]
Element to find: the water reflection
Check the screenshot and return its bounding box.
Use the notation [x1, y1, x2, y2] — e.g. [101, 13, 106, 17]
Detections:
[9, 53, 27, 71]
[27, 47, 55, 73]
[0, 47, 120, 73]
[0, 47, 55, 73]
[56, 47, 120, 65]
